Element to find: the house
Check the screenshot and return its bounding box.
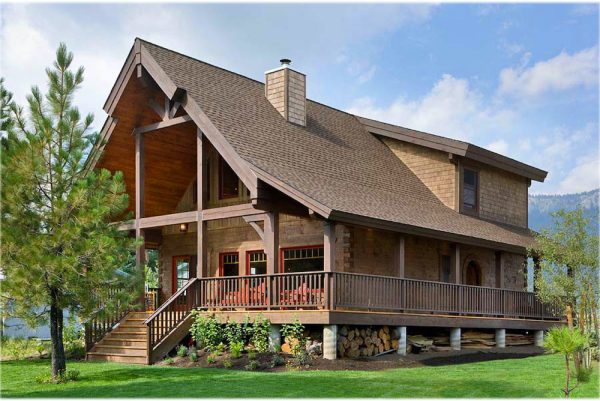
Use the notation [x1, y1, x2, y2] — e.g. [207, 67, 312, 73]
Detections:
[84, 38, 562, 364]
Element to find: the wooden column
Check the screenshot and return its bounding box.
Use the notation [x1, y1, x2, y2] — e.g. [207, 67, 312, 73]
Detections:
[495, 251, 504, 288]
[135, 132, 145, 266]
[324, 221, 336, 272]
[396, 235, 405, 278]
[264, 212, 279, 274]
[453, 243, 461, 284]
[197, 128, 207, 278]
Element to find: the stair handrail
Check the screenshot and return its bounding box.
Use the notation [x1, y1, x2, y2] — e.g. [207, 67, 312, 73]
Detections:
[144, 277, 198, 325]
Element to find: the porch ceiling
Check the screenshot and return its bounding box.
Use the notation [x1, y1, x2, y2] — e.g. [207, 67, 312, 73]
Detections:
[95, 75, 197, 217]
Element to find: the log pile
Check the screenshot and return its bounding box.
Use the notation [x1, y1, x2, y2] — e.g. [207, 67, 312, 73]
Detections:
[337, 325, 398, 358]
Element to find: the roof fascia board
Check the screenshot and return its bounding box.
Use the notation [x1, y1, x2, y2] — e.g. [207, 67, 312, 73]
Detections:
[84, 116, 118, 174]
[358, 116, 547, 182]
[103, 42, 140, 115]
[329, 210, 528, 254]
[250, 166, 333, 218]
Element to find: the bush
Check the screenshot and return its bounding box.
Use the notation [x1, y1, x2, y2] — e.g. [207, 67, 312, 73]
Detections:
[189, 312, 223, 351]
[176, 345, 188, 358]
[207, 353, 217, 364]
[247, 350, 256, 361]
[164, 357, 174, 365]
[282, 320, 307, 356]
[230, 341, 244, 359]
[293, 350, 311, 366]
[189, 352, 198, 362]
[269, 354, 285, 368]
[576, 366, 592, 383]
[63, 320, 85, 360]
[1, 337, 35, 360]
[223, 357, 233, 368]
[245, 360, 260, 371]
[250, 315, 271, 353]
[224, 321, 245, 345]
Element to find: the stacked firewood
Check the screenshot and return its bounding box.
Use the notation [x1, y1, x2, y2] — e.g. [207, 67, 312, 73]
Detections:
[337, 325, 398, 358]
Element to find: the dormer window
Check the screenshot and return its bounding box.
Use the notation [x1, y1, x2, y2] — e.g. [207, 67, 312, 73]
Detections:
[461, 167, 479, 215]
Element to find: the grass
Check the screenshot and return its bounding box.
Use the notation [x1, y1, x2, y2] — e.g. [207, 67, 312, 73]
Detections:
[0, 354, 598, 398]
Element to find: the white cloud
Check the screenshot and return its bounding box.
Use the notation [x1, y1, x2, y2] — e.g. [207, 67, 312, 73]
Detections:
[347, 74, 515, 142]
[557, 154, 600, 194]
[486, 139, 509, 155]
[357, 65, 377, 84]
[499, 46, 599, 97]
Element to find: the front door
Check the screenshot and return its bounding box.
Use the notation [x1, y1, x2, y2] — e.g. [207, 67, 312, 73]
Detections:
[172, 255, 191, 293]
[465, 261, 482, 286]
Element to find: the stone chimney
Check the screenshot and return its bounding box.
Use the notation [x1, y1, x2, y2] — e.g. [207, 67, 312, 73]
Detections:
[265, 59, 306, 126]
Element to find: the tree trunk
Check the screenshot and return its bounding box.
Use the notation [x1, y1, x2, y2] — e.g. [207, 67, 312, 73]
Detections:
[50, 289, 66, 379]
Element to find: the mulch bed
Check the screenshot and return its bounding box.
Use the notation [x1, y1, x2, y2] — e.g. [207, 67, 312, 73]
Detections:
[158, 346, 546, 372]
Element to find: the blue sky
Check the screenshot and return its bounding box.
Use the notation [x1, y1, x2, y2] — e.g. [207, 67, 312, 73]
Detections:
[1, 3, 598, 194]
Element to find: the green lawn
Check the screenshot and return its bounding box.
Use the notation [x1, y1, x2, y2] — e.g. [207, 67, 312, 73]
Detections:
[1, 354, 598, 398]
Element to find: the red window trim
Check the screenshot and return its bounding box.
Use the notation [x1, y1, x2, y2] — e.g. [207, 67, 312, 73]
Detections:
[219, 251, 239, 276]
[172, 255, 191, 293]
[218, 156, 238, 200]
[246, 249, 266, 275]
[279, 244, 324, 273]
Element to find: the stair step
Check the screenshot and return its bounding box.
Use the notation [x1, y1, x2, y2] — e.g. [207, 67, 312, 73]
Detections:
[103, 338, 147, 346]
[94, 345, 147, 356]
[87, 352, 147, 364]
[113, 326, 146, 333]
[108, 332, 146, 340]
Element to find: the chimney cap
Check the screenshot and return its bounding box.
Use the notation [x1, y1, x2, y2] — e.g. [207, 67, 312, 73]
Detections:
[280, 58, 292, 66]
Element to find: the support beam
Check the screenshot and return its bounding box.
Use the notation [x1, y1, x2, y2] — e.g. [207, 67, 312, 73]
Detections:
[135, 131, 145, 302]
[132, 115, 192, 135]
[324, 221, 336, 272]
[495, 251, 505, 288]
[397, 235, 405, 278]
[264, 212, 279, 274]
[395, 326, 407, 356]
[323, 325, 338, 360]
[197, 128, 207, 278]
[248, 222, 264, 241]
[139, 211, 197, 229]
[202, 203, 264, 221]
[495, 328, 506, 348]
[450, 327, 461, 350]
[534, 330, 544, 347]
[268, 325, 282, 352]
[453, 244, 461, 284]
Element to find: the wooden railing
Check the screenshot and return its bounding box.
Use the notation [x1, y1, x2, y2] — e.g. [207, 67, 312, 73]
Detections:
[144, 271, 561, 352]
[332, 272, 561, 320]
[145, 287, 160, 311]
[84, 287, 131, 351]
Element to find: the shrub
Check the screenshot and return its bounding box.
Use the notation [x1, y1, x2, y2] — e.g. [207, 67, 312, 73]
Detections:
[216, 342, 226, 355]
[247, 350, 256, 361]
[245, 360, 260, 371]
[230, 341, 244, 359]
[224, 321, 245, 345]
[189, 352, 198, 362]
[2, 337, 34, 360]
[176, 345, 188, 358]
[189, 312, 223, 351]
[269, 354, 285, 368]
[282, 320, 307, 356]
[223, 357, 233, 369]
[251, 315, 271, 353]
[576, 366, 592, 383]
[207, 353, 217, 364]
[293, 350, 311, 366]
[63, 321, 86, 360]
[164, 357, 174, 365]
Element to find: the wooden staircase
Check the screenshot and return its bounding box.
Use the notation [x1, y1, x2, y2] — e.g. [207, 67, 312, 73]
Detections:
[86, 311, 151, 365]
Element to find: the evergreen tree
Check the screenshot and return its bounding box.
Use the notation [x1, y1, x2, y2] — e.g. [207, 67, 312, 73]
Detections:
[1, 44, 140, 379]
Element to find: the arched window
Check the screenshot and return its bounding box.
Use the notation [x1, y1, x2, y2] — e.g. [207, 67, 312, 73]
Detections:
[465, 260, 482, 286]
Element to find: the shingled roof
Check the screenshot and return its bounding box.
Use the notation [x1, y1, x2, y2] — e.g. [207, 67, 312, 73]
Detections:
[121, 40, 540, 252]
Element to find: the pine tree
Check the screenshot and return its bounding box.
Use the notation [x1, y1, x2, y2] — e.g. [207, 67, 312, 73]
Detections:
[1, 43, 140, 379]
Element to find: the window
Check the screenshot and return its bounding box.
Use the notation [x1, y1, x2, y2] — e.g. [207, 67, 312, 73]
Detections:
[440, 255, 452, 283]
[462, 168, 479, 214]
[218, 156, 238, 199]
[247, 251, 267, 275]
[172, 256, 191, 292]
[281, 246, 324, 273]
[219, 252, 239, 277]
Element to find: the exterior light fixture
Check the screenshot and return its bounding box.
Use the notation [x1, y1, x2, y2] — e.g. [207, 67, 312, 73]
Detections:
[179, 223, 188, 233]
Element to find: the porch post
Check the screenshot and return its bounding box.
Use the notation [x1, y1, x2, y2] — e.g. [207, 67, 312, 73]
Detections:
[495, 251, 504, 288]
[450, 327, 461, 350]
[534, 330, 544, 347]
[395, 326, 407, 356]
[197, 128, 207, 278]
[135, 132, 146, 306]
[453, 244, 461, 284]
[324, 221, 336, 272]
[323, 325, 338, 360]
[264, 212, 279, 274]
[396, 235, 405, 278]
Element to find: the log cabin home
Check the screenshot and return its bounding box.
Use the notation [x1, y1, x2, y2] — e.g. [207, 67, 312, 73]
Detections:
[84, 38, 562, 364]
